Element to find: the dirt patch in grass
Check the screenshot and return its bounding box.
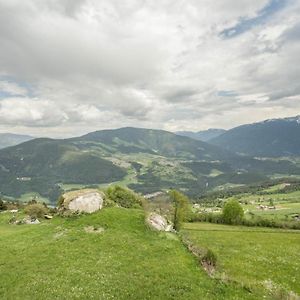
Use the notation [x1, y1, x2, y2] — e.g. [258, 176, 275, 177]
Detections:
[84, 226, 105, 234]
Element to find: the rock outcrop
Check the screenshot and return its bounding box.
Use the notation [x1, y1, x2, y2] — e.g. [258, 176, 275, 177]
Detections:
[60, 189, 104, 214]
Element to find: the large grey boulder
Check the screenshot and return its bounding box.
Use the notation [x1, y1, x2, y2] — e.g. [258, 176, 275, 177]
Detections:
[60, 189, 104, 214]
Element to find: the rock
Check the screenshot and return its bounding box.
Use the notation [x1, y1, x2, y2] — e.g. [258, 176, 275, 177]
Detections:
[61, 189, 104, 214]
[24, 217, 40, 224]
[44, 214, 53, 219]
[147, 213, 172, 231]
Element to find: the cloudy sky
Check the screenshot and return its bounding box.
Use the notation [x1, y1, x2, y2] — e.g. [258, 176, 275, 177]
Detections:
[0, 0, 300, 137]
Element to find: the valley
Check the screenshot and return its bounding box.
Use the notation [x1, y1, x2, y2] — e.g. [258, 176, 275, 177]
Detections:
[1, 126, 300, 205]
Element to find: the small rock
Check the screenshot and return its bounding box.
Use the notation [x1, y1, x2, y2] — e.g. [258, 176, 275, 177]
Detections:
[23, 217, 40, 225]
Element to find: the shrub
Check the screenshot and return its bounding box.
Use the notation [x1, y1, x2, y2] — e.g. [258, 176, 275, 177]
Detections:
[189, 212, 223, 223]
[202, 249, 217, 267]
[222, 199, 244, 225]
[105, 186, 142, 208]
[0, 199, 7, 211]
[24, 203, 48, 218]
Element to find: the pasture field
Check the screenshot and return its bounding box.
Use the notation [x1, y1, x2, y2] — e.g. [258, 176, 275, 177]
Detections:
[0, 208, 256, 300]
[209, 186, 300, 221]
[183, 222, 300, 298]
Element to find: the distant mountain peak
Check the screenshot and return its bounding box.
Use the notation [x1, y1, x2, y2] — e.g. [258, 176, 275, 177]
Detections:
[257, 115, 300, 124]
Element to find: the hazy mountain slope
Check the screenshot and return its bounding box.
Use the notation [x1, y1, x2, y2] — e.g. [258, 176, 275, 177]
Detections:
[0, 133, 34, 149]
[210, 116, 300, 157]
[176, 129, 226, 141]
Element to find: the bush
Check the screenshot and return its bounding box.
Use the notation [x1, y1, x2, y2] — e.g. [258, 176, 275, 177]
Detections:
[24, 203, 48, 218]
[202, 249, 217, 267]
[189, 212, 223, 223]
[222, 199, 244, 225]
[0, 199, 7, 211]
[105, 186, 142, 208]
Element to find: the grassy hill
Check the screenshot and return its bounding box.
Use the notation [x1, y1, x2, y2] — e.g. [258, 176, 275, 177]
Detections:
[1, 127, 300, 204]
[0, 208, 257, 299]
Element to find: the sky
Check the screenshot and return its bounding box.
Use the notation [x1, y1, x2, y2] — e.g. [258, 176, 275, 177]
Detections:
[0, 0, 300, 138]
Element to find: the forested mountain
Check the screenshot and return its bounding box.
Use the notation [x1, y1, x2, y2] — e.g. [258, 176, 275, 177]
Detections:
[209, 116, 300, 157]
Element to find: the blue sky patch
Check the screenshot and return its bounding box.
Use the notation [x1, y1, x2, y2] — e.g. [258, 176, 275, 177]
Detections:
[217, 90, 238, 97]
[220, 0, 290, 39]
[0, 75, 34, 99]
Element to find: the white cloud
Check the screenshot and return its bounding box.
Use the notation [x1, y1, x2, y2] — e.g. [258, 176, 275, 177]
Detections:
[0, 97, 67, 126]
[0, 0, 299, 136]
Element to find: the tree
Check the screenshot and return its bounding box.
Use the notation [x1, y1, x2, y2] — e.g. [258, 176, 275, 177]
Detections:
[169, 190, 190, 231]
[222, 199, 244, 225]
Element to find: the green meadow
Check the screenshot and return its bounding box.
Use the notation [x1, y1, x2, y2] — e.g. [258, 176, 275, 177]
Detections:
[183, 222, 300, 298]
[0, 208, 256, 300]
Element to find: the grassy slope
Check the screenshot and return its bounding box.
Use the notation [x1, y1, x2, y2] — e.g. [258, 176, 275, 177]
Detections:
[183, 222, 300, 297]
[0, 208, 255, 300]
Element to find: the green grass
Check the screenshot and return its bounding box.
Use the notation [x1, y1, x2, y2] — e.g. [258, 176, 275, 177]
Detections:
[0, 208, 257, 299]
[183, 222, 300, 298]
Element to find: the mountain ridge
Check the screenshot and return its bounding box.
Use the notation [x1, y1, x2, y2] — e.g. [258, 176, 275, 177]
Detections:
[210, 116, 300, 157]
[175, 128, 226, 141]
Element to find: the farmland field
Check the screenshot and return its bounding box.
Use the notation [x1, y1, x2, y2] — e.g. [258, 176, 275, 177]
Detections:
[183, 222, 300, 298]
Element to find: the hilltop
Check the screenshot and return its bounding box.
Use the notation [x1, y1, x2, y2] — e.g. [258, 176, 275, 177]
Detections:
[0, 207, 262, 299]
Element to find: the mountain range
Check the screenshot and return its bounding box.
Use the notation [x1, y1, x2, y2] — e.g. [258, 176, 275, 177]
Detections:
[0, 126, 299, 204]
[209, 116, 300, 157]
